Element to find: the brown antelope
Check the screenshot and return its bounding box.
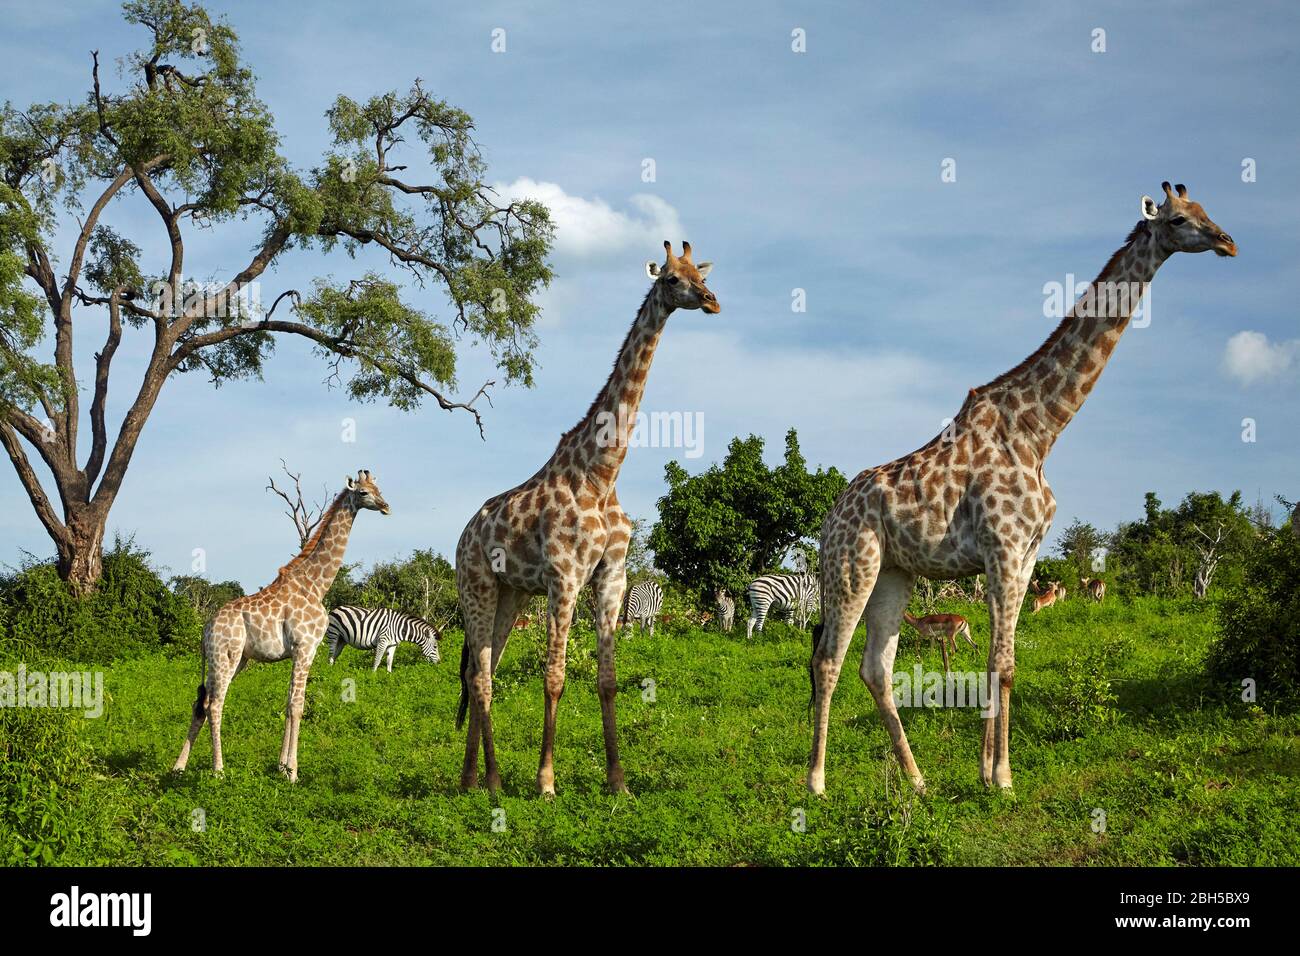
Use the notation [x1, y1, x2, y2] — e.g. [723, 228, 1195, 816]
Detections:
[1080, 577, 1106, 602]
[901, 611, 978, 674]
[1028, 579, 1061, 614]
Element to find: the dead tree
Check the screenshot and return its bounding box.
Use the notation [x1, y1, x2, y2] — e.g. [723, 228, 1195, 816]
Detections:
[266, 460, 328, 549]
[1191, 522, 1227, 599]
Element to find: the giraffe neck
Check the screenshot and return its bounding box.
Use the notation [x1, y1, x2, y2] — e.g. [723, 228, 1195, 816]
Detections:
[554, 282, 673, 486]
[977, 224, 1172, 459]
[281, 490, 357, 601]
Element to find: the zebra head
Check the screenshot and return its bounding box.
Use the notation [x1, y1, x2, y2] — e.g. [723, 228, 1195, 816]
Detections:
[646, 241, 719, 314]
[420, 622, 442, 663]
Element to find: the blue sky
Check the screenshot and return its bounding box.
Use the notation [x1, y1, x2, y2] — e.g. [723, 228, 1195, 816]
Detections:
[2, 1, 1297, 590]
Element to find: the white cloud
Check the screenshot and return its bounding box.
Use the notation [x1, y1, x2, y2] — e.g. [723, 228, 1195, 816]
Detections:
[491, 178, 684, 260]
[1223, 331, 1300, 386]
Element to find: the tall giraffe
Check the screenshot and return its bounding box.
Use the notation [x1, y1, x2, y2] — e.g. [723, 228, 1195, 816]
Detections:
[809, 182, 1236, 795]
[455, 241, 719, 796]
[173, 470, 389, 782]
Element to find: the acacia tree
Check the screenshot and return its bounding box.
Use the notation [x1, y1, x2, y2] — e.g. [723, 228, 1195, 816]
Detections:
[649, 429, 846, 598]
[0, 1, 553, 594]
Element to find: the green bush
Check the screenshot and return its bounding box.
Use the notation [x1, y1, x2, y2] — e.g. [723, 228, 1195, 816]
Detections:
[0, 682, 98, 865]
[0, 536, 202, 662]
[1206, 527, 1300, 706]
[1040, 642, 1124, 740]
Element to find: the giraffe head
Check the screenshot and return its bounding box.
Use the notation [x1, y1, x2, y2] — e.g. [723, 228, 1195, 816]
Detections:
[646, 240, 720, 313]
[346, 469, 390, 514]
[1139, 182, 1236, 257]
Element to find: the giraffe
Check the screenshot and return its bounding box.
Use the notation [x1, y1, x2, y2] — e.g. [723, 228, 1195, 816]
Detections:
[809, 181, 1236, 795]
[173, 470, 389, 782]
[454, 241, 719, 796]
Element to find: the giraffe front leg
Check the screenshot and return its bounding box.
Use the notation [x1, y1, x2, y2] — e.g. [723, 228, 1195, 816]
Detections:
[591, 560, 630, 795]
[281, 629, 323, 783]
[537, 583, 577, 796]
[981, 556, 1030, 790]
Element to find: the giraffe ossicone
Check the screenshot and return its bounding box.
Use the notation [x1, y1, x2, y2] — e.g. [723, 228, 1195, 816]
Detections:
[454, 241, 720, 797]
[172, 469, 389, 782]
[808, 182, 1235, 796]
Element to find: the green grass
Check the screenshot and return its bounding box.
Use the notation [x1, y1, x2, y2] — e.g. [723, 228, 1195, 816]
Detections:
[5, 596, 1298, 865]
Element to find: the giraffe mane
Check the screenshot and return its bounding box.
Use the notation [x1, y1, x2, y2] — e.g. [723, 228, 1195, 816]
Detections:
[274, 488, 349, 580]
[968, 221, 1152, 399]
[559, 284, 658, 442]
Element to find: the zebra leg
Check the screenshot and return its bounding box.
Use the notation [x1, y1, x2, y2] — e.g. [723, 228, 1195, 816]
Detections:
[372, 637, 388, 673]
[386, 643, 397, 672]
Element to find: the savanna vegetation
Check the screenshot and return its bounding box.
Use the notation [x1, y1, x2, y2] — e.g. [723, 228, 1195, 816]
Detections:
[1, 478, 1296, 865]
[2, 594, 1297, 865]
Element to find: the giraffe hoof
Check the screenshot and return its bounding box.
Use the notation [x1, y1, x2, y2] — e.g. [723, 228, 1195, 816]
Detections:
[604, 766, 630, 795]
[485, 773, 503, 794]
[459, 774, 478, 792]
[807, 772, 827, 796]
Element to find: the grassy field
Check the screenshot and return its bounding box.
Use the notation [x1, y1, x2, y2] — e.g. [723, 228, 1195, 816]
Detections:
[6, 595, 1299, 865]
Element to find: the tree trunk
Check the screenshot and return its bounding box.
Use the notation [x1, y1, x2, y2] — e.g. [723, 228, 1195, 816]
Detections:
[56, 511, 107, 597]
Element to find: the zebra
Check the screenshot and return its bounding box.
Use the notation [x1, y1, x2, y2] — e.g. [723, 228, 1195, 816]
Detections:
[746, 573, 820, 639]
[326, 606, 442, 672]
[620, 581, 664, 637]
[714, 588, 735, 632]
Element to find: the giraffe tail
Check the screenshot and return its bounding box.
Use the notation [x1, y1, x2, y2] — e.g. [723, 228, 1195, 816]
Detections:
[455, 639, 470, 730]
[807, 623, 824, 714]
[191, 643, 208, 721]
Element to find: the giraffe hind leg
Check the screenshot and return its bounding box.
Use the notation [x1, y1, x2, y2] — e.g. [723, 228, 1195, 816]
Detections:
[859, 568, 925, 793]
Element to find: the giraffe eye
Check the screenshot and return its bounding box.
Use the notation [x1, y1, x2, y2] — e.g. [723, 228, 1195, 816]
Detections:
[666, 275, 679, 285]
[1169, 216, 1186, 226]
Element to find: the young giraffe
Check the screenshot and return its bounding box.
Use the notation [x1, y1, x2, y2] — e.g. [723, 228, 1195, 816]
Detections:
[809, 181, 1236, 795]
[173, 470, 389, 782]
[455, 241, 719, 796]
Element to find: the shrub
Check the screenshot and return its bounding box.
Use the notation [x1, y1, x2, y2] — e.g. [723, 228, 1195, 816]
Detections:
[1206, 527, 1300, 706]
[0, 674, 97, 864]
[0, 536, 202, 662]
[1042, 644, 1123, 740]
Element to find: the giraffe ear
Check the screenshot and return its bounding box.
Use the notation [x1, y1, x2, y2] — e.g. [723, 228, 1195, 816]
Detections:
[1140, 195, 1159, 220]
[346, 476, 356, 489]
[695, 261, 713, 279]
[646, 261, 662, 279]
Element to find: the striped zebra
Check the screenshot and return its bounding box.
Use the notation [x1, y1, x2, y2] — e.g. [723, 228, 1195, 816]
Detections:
[714, 588, 736, 633]
[326, 606, 442, 672]
[621, 581, 664, 637]
[746, 573, 819, 639]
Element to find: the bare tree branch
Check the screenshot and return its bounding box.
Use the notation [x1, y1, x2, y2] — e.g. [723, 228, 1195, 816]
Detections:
[267, 459, 327, 549]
